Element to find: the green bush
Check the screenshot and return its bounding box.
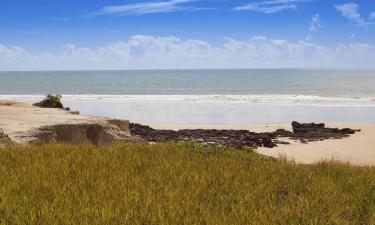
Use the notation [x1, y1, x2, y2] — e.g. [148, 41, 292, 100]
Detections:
[33, 94, 64, 109]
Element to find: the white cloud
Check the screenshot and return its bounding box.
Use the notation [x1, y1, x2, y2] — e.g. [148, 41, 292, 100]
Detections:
[370, 12, 375, 20]
[309, 14, 322, 31]
[335, 3, 374, 27]
[233, 0, 310, 14]
[0, 44, 29, 66]
[100, 0, 196, 15]
[1, 35, 375, 70]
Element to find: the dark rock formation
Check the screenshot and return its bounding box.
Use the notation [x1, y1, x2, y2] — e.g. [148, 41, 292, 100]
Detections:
[287, 121, 360, 143]
[69, 110, 80, 115]
[3, 119, 359, 149]
[130, 123, 277, 149]
[130, 122, 360, 149]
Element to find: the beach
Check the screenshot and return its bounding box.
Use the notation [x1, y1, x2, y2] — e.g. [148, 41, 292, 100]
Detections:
[2, 69, 375, 125]
[1, 69, 375, 165]
[152, 123, 375, 166]
[1, 99, 374, 165]
[4, 2, 375, 223]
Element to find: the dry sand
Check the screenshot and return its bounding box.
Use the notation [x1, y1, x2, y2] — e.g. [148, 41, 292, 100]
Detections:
[151, 123, 375, 166]
[0, 100, 108, 144]
[2, 100, 374, 165]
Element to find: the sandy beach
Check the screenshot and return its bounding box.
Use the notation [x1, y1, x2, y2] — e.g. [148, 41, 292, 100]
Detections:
[2, 100, 374, 166]
[151, 123, 375, 166]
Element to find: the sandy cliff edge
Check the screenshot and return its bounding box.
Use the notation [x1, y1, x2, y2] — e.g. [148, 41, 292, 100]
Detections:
[0, 100, 133, 146]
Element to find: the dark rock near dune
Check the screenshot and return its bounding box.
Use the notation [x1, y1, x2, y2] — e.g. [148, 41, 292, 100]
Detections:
[130, 123, 277, 149]
[288, 121, 360, 143]
[130, 122, 360, 149]
[274, 129, 293, 137]
[341, 128, 357, 134]
[292, 121, 325, 129]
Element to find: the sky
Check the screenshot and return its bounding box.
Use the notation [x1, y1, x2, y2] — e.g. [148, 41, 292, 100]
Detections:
[0, 0, 375, 70]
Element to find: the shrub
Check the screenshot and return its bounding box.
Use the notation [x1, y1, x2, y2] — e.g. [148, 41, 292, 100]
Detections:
[33, 94, 64, 109]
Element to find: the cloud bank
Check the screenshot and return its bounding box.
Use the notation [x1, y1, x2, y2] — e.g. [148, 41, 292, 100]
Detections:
[1, 35, 375, 71]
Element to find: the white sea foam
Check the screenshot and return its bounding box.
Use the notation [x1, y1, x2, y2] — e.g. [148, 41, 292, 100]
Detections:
[1, 94, 375, 106]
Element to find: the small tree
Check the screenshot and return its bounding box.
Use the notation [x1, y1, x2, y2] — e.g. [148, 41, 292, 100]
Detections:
[33, 94, 64, 109]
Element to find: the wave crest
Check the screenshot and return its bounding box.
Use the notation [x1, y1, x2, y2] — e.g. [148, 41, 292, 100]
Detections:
[1, 94, 375, 105]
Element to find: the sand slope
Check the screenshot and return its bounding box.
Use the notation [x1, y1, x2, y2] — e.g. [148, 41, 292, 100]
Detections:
[0, 100, 109, 144]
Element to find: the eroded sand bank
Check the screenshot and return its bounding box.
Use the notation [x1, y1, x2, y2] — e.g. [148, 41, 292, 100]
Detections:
[0, 100, 131, 145]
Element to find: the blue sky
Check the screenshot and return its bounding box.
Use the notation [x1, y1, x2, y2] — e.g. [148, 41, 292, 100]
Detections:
[0, 0, 375, 70]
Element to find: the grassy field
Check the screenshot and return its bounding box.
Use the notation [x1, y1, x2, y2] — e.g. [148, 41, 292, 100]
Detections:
[0, 143, 375, 224]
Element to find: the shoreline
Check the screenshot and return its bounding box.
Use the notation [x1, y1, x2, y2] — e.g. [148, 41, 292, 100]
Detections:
[1, 100, 374, 165]
[2, 96, 375, 124]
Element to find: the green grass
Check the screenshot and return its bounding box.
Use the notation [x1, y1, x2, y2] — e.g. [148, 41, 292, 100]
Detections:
[1, 142, 375, 224]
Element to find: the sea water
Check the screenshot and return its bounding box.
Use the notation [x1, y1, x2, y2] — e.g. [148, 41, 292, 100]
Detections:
[1, 69, 375, 124]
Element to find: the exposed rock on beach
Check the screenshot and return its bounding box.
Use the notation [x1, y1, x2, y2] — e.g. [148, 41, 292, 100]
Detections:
[0, 100, 360, 149]
[130, 122, 360, 149]
[130, 123, 277, 149]
[287, 121, 360, 143]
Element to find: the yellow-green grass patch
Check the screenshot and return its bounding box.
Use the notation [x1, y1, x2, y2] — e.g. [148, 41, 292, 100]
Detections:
[0, 142, 375, 224]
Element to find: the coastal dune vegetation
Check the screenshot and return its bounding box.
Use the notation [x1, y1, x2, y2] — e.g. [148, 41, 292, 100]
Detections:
[0, 142, 375, 224]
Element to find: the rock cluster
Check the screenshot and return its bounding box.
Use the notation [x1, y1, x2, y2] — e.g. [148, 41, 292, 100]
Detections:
[285, 121, 360, 143]
[1, 117, 360, 149]
[130, 122, 360, 149]
[130, 123, 277, 149]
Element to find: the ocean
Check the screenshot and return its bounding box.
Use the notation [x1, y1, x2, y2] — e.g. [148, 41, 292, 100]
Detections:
[1, 69, 375, 124]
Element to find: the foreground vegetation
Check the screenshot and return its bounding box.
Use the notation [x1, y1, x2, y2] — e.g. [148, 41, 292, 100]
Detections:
[1, 143, 375, 224]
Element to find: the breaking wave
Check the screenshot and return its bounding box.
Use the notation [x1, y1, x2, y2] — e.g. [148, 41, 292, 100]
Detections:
[1, 94, 375, 106]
